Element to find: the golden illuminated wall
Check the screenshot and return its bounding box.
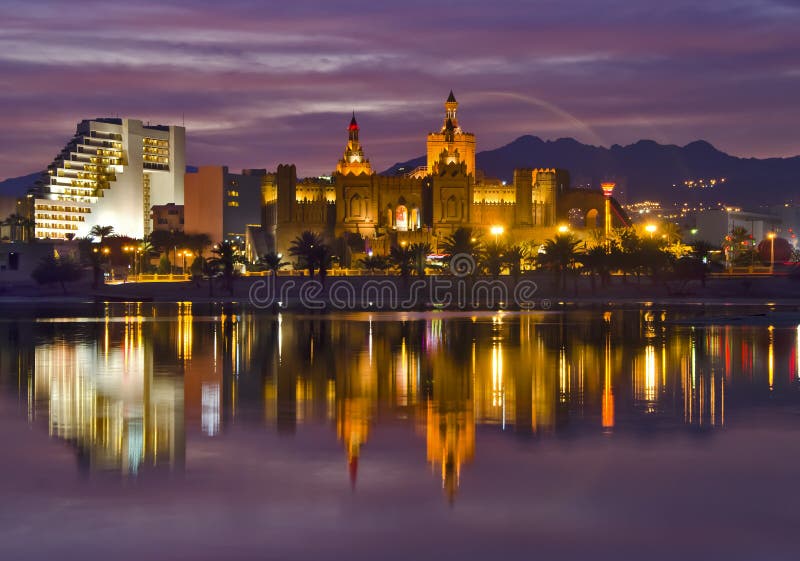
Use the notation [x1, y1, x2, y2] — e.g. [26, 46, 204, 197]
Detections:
[426, 93, 476, 176]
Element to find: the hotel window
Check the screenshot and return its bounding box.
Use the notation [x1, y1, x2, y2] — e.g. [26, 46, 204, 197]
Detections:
[227, 201, 239, 207]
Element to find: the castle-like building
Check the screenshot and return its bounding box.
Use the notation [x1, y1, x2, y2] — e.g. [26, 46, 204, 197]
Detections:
[262, 92, 570, 261]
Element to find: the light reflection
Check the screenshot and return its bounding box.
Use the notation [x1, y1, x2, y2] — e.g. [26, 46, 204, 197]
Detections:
[6, 306, 798, 493]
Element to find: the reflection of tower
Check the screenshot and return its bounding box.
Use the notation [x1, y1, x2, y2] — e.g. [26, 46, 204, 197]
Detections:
[602, 326, 615, 431]
[426, 359, 474, 504]
[336, 350, 375, 488]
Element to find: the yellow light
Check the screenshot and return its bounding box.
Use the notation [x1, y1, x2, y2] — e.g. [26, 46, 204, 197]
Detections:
[489, 225, 504, 236]
[400, 240, 407, 247]
[767, 232, 776, 240]
[645, 224, 657, 234]
[557, 224, 569, 234]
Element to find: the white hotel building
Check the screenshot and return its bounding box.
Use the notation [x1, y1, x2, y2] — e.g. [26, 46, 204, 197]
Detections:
[33, 118, 185, 239]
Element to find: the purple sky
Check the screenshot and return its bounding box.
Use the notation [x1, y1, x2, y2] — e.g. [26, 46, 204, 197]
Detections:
[1, 0, 798, 179]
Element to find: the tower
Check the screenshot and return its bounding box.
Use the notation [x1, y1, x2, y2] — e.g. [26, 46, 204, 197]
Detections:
[336, 112, 373, 176]
[426, 91, 476, 176]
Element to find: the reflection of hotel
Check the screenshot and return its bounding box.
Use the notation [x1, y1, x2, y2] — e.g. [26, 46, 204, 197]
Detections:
[32, 317, 184, 474]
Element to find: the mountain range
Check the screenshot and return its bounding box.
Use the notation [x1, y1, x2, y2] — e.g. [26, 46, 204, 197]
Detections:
[384, 136, 800, 207]
[2, 137, 798, 208]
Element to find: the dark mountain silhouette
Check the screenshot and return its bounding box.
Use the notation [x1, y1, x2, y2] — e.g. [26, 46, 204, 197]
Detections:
[384, 136, 800, 206]
[0, 171, 42, 198]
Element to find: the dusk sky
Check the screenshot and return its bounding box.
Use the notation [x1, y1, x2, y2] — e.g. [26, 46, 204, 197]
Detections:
[1, 0, 798, 179]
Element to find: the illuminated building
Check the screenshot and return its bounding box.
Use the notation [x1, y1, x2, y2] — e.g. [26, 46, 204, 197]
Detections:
[264, 93, 577, 260]
[184, 166, 266, 247]
[151, 202, 184, 233]
[31, 118, 185, 239]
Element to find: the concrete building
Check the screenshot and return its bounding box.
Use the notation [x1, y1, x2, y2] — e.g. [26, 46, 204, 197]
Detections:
[184, 166, 264, 247]
[151, 203, 184, 233]
[31, 118, 185, 240]
[694, 208, 782, 246]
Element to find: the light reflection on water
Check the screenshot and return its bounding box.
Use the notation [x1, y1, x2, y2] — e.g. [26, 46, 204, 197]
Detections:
[2, 303, 800, 500]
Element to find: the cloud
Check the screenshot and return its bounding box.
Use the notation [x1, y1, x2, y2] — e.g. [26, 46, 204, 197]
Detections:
[0, 0, 798, 179]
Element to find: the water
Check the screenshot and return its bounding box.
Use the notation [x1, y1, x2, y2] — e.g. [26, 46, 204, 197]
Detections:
[1, 303, 799, 560]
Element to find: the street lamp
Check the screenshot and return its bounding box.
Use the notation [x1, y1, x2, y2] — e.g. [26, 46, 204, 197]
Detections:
[645, 223, 657, 238]
[557, 224, 570, 234]
[767, 232, 776, 273]
[490, 225, 504, 243]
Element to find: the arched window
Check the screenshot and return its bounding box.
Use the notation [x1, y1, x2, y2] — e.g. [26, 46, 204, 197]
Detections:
[395, 205, 408, 232]
[585, 208, 599, 229]
[446, 195, 458, 219]
[349, 193, 362, 218]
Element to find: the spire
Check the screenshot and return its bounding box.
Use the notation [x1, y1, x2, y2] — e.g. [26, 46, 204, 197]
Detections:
[348, 111, 358, 132]
[447, 90, 456, 103]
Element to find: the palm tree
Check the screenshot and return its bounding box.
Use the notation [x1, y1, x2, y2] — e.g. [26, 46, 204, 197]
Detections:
[260, 251, 289, 274]
[289, 231, 326, 277]
[538, 233, 583, 291]
[4, 213, 35, 242]
[440, 226, 483, 272]
[409, 242, 431, 276]
[358, 254, 388, 274]
[208, 241, 244, 295]
[503, 244, 529, 281]
[90, 225, 115, 243]
[481, 241, 506, 278]
[389, 244, 414, 280]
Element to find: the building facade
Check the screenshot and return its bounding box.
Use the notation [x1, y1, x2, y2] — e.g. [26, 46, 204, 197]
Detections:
[151, 203, 184, 233]
[265, 92, 571, 261]
[184, 166, 265, 247]
[31, 118, 185, 240]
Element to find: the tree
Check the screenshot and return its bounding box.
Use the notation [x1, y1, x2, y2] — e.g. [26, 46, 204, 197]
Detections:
[89, 225, 115, 243]
[208, 241, 245, 295]
[289, 231, 327, 277]
[409, 243, 431, 276]
[723, 226, 754, 266]
[481, 241, 506, 278]
[537, 233, 583, 291]
[260, 251, 289, 274]
[389, 245, 414, 280]
[3, 213, 35, 242]
[440, 227, 483, 272]
[157, 254, 171, 275]
[31, 255, 83, 294]
[690, 240, 716, 261]
[358, 254, 389, 273]
[503, 244, 529, 281]
[580, 244, 612, 292]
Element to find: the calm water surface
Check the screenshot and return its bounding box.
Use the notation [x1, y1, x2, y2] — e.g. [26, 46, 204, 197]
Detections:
[1, 303, 799, 560]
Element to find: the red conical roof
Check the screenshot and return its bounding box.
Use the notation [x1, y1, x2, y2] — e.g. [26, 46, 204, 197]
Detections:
[348, 111, 359, 132]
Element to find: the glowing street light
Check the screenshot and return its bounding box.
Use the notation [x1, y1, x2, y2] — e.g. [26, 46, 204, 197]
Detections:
[645, 223, 657, 238]
[557, 224, 570, 234]
[490, 225, 504, 243]
[767, 232, 776, 273]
